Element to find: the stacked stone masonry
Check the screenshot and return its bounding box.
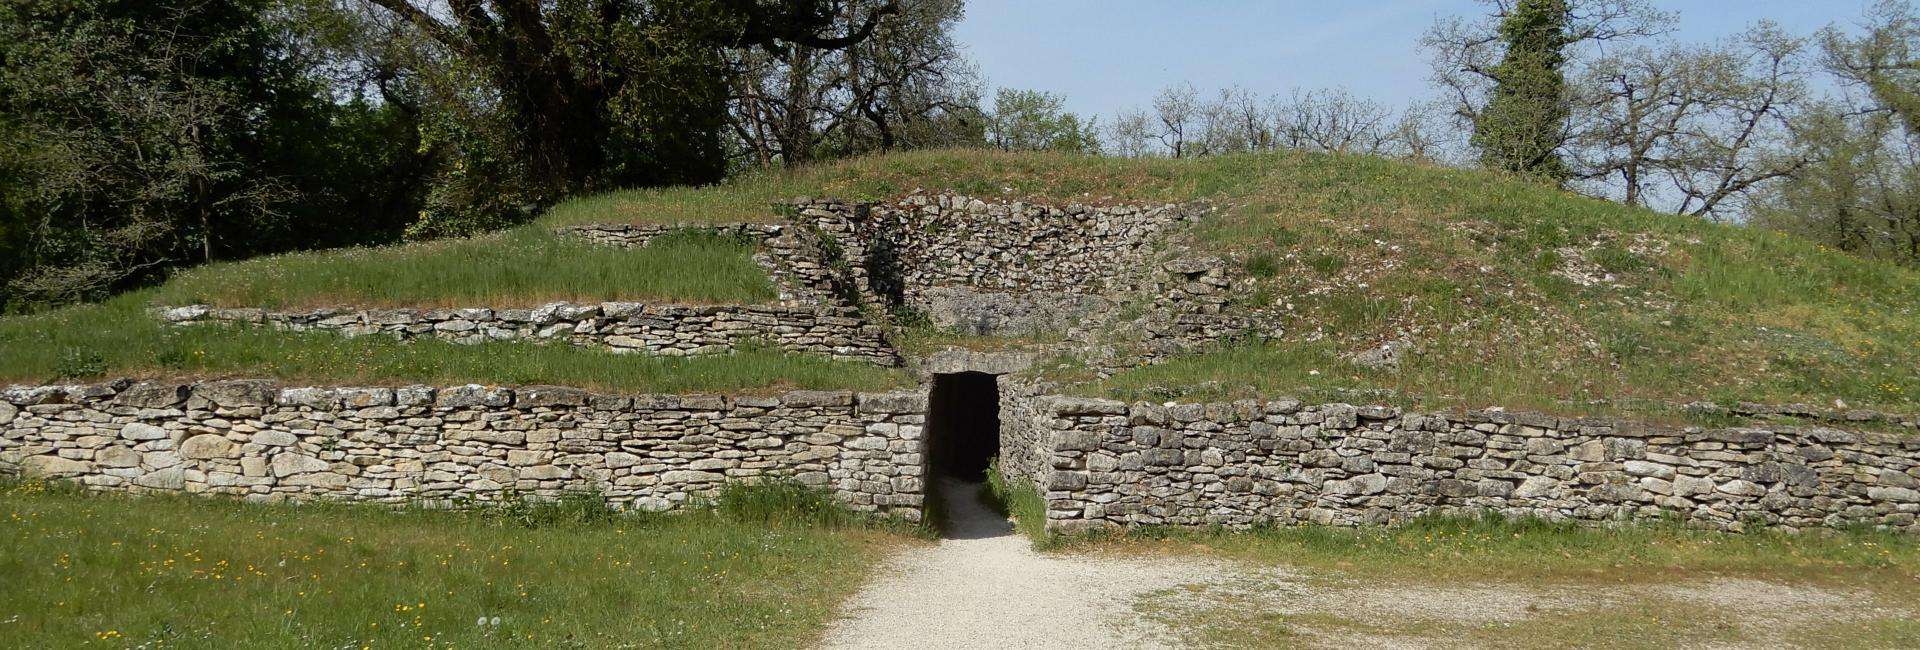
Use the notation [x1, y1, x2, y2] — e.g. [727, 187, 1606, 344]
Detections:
[789, 194, 1204, 336]
[559, 194, 1220, 341]
[0, 380, 927, 521]
[1008, 395, 1920, 534]
[159, 302, 898, 365]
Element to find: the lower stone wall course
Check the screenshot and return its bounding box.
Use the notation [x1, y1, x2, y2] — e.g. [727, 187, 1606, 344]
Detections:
[11, 379, 1914, 534]
[1027, 397, 1920, 534]
[0, 380, 926, 521]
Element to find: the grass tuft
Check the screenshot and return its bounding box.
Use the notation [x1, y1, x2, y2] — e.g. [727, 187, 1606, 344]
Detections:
[984, 463, 1050, 546]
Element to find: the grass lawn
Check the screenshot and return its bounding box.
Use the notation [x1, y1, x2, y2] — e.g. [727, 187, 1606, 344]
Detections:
[1100, 517, 1920, 648]
[0, 481, 913, 648]
[0, 295, 910, 392]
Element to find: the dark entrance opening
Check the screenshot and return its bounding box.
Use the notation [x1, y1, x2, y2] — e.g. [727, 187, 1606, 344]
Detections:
[925, 372, 1001, 481]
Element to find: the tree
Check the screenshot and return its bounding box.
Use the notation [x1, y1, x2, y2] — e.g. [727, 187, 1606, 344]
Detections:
[1099, 83, 1443, 161]
[361, 0, 899, 197]
[1471, 0, 1574, 180]
[1426, 0, 1671, 182]
[1273, 88, 1400, 155]
[1572, 23, 1812, 218]
[986, 89, 1098, 153]
[1754, 1, 1920, 264]
[1151, 83, 1202, 158]
[728, 0, 980, 167]
[0, 0, 420, 309]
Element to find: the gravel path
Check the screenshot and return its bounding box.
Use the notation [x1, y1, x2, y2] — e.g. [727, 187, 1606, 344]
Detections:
[820, 477, 1228, 649]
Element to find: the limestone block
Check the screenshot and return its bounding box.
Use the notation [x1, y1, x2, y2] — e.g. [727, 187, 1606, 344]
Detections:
[120, 423, 169, 441]
[179, 434, 238, 460]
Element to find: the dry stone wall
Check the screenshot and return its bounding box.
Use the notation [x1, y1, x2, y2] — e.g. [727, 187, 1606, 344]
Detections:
[557, 194, 1265, 358]
[1011, 395, 1920, 534]
[0, 380, 927, 521]
[160, 302, 898, 365]
[788, 194, 1204, 335]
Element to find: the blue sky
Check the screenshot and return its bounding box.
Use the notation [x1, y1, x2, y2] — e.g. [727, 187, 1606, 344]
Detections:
[953, 1, 1860, 119]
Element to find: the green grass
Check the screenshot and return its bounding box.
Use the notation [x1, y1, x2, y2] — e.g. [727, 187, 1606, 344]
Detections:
[0, 293, 909, 392]
[1034, 151, 1920, 414]
[0, 480, 907, 648]
[153, 228, 775, 309]
[542, 148, 1274, 227]
[983, 463, 1050, 546]
[550, 147, 1920, 414]
[1091, 514, 1920, 584]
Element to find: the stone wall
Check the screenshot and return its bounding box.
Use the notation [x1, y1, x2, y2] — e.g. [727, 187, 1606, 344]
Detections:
[555, 194, 1261, 356]
[0, 381, 927, 521]
[1017, 395, 1920, 534]
[160, 302, 898, 365]
[789, 194, 1203, 335]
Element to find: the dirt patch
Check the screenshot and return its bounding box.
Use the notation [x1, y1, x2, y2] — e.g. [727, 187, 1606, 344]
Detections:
[1132, 571, 1905, 649]
[820, 477, 1235, 649]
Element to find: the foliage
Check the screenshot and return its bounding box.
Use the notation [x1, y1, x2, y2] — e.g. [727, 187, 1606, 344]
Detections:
[0, 479, 895, 647]
[361, 0, 902, 202]
[1572, 23, 1811, 217]
[730, 0, 983, 167]
[1754, 1, 1920, 265]
[987, 89, 1100, 153]
[1471, 0, 1574, 181]
[0, 0, 423, 311]
[1101, 83, 1446, 161]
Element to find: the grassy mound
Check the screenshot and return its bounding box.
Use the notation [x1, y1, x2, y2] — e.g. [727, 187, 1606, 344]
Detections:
[546, 148, 1920, 411]
[1081, 152, 1920, 413]
[0, 480, 902, 647]
[3, 148, 1916, 411]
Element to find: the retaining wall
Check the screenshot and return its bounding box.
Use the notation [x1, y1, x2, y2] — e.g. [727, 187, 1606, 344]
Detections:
[9, 378, 1920, 534]
[0, 381, 927, 521]
[160, 302, 898, 365]
[1005, 395, 1920, 533]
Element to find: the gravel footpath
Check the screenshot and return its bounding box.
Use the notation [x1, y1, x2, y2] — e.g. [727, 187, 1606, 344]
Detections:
[820, 477, 1228, 649]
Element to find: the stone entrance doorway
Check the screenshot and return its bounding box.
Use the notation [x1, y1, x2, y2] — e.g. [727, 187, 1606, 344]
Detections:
[925, 372, 1001, 481]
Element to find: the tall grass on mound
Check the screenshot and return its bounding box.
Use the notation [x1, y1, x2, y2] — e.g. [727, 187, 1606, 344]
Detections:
[153, 228, 775, 309]
[0, 480, 900, 648]
[0, 295, 909, 392]
[542, 148, 1278, 226]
